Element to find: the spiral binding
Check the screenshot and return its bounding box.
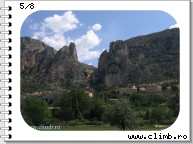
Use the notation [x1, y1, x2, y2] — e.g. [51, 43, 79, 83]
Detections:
[0, 6, 12, 139]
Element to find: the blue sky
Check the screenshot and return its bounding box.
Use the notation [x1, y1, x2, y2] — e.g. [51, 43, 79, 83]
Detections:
[21, 11, 178, 67]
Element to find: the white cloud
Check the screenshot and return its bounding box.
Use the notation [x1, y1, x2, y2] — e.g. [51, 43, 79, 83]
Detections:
[44, 11, 79, 33]
[32, 23, 47, 39]
[169, 23, 179, 29]
[75, 30, 102, 61]
[75, 30, 101, 50]
[32, 11, 79, 40]
[92, 23, 102, 31]
[31, 11, 102, 62]
[32, 31, 46, 39]
[80, 51, 101, 62]
[37, 29, 102, 60]
[42, 34, 72, 50]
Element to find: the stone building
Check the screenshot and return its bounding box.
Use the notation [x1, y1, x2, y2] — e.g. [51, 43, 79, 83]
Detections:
[118, 86, 137, 95]
[146, 84, 162, 93]
[85, 91, 93, 97]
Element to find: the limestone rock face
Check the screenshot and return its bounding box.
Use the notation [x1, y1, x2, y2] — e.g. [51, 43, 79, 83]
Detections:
[21, 28, 179, 91]
[95, 28, 179, 88]
[21, 37, 57, 73]
[55, 42, 78, 62]
[21, 37, 95, 89]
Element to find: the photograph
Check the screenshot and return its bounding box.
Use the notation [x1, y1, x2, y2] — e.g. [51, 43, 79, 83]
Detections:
[20, 10, 179, 131]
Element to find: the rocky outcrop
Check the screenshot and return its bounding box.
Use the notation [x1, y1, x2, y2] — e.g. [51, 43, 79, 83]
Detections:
[95, 28, 179, 88]
[21, 37, 57, 73]
[21, 37, 95, 90]
[54, 42, 78, 62]
[21, 28, 179, 91]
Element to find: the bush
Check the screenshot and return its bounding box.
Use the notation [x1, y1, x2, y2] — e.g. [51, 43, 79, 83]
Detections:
[161, 83, 168, 91]
[67, 120, 85, 126]
[21, 97, 51, 126]
[171, 85, 179, 91]
[60, 89, 92, 121]
[102, 100, 136, 130]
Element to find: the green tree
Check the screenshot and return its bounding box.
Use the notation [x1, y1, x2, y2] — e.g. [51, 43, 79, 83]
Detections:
[150, 107, 164, 129]
[51, 108, 63, 121]
[60, 91, 74, 120]
[98, 90, 114, 102]
[129, 93, 149, 107]
[21, 97, 51, 126]
[149, 93, 169, 106]
[161, 83, 168, 91]
[89, 98, 106, 121]
[167, 92, 179, 117]
[60, 89, 92, 121]
[150, 106, 172, 129]
[171, 85, 179, 92]
[102, 100, 135, 130]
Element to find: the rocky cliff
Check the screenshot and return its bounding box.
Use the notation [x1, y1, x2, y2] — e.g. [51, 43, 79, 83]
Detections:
[21, 28, 179, 91]
[21, 37, 95, 90]
[95, 28, 179, 88]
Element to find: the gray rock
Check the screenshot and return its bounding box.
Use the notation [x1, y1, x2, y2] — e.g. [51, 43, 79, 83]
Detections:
[95, 28, 179, 88]
[21, 28, 179, 91]
[21, 37, 95, 90]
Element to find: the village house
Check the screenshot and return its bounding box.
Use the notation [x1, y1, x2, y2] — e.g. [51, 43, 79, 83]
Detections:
[139, 83, 162, 93]
[25, 90, 64, 104]
[118, 86, 137, 95]
[139, 87, 146, 92]
[146, 84, 162, 93]
[26, 91, 43, 98]
[85, 91, 94, 97]
[24, 89, 94, 105]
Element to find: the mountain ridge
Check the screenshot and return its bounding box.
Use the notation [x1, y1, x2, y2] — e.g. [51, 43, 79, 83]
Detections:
[94, 28, 179, 88]
[21, 37, 95, 90]
[21, 28, 179, 91]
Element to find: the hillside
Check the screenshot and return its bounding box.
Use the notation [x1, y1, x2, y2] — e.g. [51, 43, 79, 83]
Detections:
[21, 28, 179, 91]
[94, 28, 179, 88]
[21, 37, 95, 91]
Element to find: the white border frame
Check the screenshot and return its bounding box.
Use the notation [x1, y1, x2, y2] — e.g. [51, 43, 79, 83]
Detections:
[3, 0, 190, 142]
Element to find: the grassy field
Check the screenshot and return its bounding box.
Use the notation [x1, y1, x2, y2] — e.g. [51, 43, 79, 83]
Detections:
[135, 125, 169, 131]
[40, 124, 169, 131]
[59, 125, 118, 131]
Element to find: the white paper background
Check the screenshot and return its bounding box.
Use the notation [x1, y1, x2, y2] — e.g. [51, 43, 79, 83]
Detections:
[3, 0, 190, 142]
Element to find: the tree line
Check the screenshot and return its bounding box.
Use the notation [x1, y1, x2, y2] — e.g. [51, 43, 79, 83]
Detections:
[21, 86, 179, 130]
